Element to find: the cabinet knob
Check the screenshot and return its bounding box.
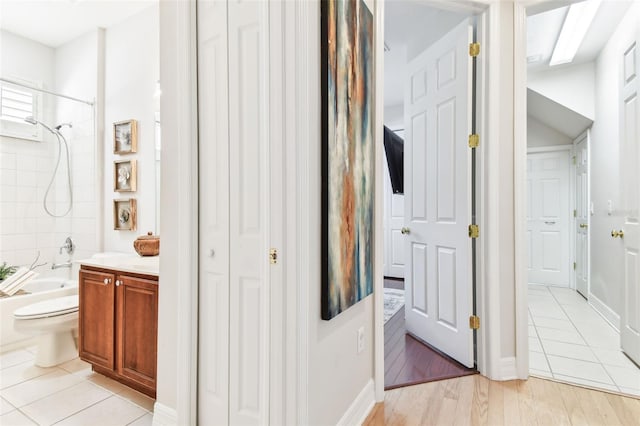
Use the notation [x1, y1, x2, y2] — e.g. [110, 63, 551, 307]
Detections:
[115, 280, 121, 287]
[103, 278, 110, 284]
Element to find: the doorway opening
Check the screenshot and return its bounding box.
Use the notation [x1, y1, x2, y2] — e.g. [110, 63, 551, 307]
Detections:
[381, 0, 483, 390]
[524, 1, 640, 397]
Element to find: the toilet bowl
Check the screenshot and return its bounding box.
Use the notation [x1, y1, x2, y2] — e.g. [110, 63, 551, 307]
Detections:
[13, 295, 79, 367]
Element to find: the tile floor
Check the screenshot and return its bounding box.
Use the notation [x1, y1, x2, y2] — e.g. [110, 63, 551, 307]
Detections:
[0, 347, 154, 426]
[528, 284, 640, 396]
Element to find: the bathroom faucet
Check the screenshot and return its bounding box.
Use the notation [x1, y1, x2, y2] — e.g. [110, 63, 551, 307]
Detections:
[59, 237, 75, 255]
[51, 262, 72, 270]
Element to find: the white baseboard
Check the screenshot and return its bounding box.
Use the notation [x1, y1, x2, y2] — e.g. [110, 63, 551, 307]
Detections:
[500, 357, 518, 381]
[337, 379, 376, 426]
[152, 402, 178, 426]
[589, 293, 621, 332]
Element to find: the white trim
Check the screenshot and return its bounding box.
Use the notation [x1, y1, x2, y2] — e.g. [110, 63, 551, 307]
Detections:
[526, 144, 573, 153]
[336, 379, 376, 426]
[152, 403, 178, 426]
[373, 0, 386, 403]
[514, 1, 530, 381]
[499, 357, 518, 380]
[589, 292, 621, 332]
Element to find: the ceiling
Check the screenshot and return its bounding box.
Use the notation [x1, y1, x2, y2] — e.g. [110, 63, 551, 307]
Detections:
[527, 0, 633, 73]
[528, 89, 593, 139]
[0, 0, 157, 48]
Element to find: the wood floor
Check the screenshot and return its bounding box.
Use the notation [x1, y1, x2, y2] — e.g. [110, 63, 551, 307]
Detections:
[385, 306, 476, 389]
[364, 374, 640, 426]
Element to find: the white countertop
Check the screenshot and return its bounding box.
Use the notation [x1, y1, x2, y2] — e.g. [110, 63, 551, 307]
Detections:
[76, 254, 159, 277]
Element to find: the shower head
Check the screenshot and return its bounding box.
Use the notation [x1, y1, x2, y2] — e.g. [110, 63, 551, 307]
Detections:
[24, 116, 58, 135]
[55, 122, 72, 131]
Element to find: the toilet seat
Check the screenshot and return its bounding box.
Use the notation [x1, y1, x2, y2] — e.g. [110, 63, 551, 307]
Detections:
[13, 295, 79, 320]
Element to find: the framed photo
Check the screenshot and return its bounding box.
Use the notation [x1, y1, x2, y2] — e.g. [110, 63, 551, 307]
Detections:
[113, 159, 137, 192]
[113, 199, 137, 231]
[113, 119, 138, 154]
[321, 0, 374, 320]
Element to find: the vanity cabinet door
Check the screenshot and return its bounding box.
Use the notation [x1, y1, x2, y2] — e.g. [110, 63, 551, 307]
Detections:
[116, 274, 158, 394]
[79, 269, 116, 370]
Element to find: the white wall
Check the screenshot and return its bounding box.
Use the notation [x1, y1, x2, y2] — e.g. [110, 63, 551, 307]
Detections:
[589, 2, 640, 321]
[528, 62, 595, 120]
[384, 104, 403, 130]
[103, 4, 159, 253]
[527, 116, 572, 148]
[0, 31, 62, 276]
[54, 31, 101, 265]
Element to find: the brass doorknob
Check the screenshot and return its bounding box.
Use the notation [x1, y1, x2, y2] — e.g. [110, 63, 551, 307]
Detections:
[401, 227, 411, 235]
[579, 223, 588, 229]
[611, 230, 625, 238]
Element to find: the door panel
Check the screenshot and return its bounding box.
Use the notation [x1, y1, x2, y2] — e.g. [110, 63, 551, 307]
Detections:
[575, 134, 589, 297]
[79, 270, 115, 370]
[383, 147, 405, 278]
[197, 0, 230, 423]
[527, 151, 571, 287]
[404, 19, 474, 368]
[621, 36, 640, 366]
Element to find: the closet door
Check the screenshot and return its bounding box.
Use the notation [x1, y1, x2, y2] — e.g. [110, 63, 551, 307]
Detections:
[197, 1, 230, 425]
[227, 1, 271, 424]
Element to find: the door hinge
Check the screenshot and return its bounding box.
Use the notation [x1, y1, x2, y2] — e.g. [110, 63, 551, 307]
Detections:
[269, 248, 278, 265]
[469, 315, 480, 330]
[469, 42, 480, 57]
[573, 209, 577, 217]
[573, 262, 576, 270]
[468, 224, 479, 238]
[572, 156, 576, 165]
[468, 134, 479, 148]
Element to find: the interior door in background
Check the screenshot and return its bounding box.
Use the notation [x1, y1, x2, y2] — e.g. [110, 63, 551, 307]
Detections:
[620, 30, 640, 366]
[384, 142, 405, 279]
[575, 133, 589, 298]
[403, 19, 474, 368]
[527, 150, 571, 287]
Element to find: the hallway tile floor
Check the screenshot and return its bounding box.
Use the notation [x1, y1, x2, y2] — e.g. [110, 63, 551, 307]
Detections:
[528, 284, 640, 396]
[0, 347, 153, 426]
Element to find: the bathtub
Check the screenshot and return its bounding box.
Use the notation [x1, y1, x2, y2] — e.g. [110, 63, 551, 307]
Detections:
[0, 277, 78, 352]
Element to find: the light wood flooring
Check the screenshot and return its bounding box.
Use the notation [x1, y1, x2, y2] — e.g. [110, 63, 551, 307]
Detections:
[364, 374, 640, 425]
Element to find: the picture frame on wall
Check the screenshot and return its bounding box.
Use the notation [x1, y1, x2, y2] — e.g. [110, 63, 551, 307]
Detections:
[113, 119, 138, 154]
[113, 198, 137, 231]
[320, 0, 375, 320]
[113, 159, 137, 192]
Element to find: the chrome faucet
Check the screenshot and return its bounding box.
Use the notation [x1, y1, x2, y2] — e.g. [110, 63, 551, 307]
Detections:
[51, 262, 72, 270]
[59, 237, 75, 255]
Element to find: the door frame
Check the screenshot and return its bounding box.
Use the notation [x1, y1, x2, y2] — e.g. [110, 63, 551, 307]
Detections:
[526, 145, 575, 289]
[374, 0, 490, 400]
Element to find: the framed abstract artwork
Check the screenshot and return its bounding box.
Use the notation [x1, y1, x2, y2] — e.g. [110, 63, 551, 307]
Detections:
[113, 198, 137, 231]
[321, 0, 375, 320]
[113, 119, 138, 154]
[113, 159, 137, 192]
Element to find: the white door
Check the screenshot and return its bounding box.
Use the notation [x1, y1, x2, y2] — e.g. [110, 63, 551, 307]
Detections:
[198, 1, 271, 424]
[384, 148, 405, 279]
[526, 151, 571, 287]
[403, 20, 474, 368]
[575, 134, 589, 298]
[621, 34, 640, 366]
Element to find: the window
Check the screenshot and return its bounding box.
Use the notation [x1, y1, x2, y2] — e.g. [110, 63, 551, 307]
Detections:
[0, 81, 42, 141]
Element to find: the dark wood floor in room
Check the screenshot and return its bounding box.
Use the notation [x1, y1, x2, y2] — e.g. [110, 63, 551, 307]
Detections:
[384, 279, 477, 390]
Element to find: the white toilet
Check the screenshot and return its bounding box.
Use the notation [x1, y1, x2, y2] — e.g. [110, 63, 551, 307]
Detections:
[13, 295, 79, 367]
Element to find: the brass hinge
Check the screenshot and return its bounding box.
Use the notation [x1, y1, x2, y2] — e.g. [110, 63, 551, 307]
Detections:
[469, 315, 480, 330]
[469, 42, 480, 57]
[269, 248, 278, 265]
[468, 224, 479, 238]
[573, 209, 577, 217]
[468, 134, 479, 148]
[572, 156, 577, 165]
[573, 262, 576, 270]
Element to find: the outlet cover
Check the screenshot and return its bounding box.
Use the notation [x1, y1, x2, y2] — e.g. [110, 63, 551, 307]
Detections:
[357, 327, 365, 354]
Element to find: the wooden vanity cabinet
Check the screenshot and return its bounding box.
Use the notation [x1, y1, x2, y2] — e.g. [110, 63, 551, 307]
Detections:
[79, 266, 158, 398]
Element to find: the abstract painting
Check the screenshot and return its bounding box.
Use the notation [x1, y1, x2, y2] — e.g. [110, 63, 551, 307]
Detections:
[321, 0, 374, 320]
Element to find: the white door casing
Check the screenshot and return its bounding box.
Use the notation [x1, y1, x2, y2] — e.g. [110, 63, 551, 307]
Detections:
[197, 1, 271, 424]
[383, 148, 405, 279]
[621, 34, 640, 366]
[403, 19, 474, 368]
[574, 134, 589, 298]
[526, 150, 571, 288]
